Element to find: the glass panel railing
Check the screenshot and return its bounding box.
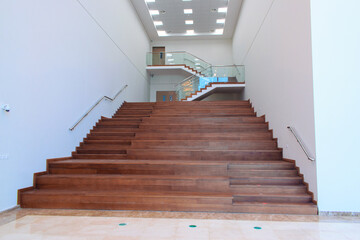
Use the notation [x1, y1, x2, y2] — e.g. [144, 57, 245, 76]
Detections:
[146, 52, 211, 71]
[176, 65, 245, 101]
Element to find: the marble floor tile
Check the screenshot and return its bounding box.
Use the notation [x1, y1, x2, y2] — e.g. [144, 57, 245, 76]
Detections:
[0, 215, 360, 240]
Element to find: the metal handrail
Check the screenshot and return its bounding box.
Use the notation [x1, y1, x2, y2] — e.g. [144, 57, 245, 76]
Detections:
[69, 84, 128, 131]
[287, 126, 315, 161]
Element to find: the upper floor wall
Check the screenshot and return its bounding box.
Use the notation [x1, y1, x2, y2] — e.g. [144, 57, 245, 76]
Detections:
[151, 39, 234, 66]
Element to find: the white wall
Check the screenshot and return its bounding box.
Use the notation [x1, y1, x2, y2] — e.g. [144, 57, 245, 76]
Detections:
[151, 39, 234, 66]
[311, 0, 360, 212]
[0, 0, 150, 211]
[232, 0, 317, 198]
[149, 70, 191, 102]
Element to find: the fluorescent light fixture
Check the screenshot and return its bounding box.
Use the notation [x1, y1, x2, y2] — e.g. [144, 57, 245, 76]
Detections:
[218, 7, 228, 13]
[196, 67, 201, 69]
[214, 29, 224, 35]
[194, 58, 199, 61]
[195, 63, 201, 65]
[186, 29, 195, 35]
[217, 19, 226, 24]
[154, 21, 163, 26]
[145, 0, 155, 2]
[166, 53, 172, 57]
[157, 30, 167, 36]
[184, 9, 193, 14]
[149, 10, 159, 15]
[185, 20, 194, 25]
[168, 58, 174, 61]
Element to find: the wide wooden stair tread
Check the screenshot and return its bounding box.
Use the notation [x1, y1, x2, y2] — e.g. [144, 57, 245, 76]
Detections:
[19, 100, 317, 215]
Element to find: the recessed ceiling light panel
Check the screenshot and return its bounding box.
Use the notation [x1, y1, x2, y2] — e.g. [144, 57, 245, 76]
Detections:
[184, 9, 193, 14]
[185, 20, 194, 25]
[149, 10, 159, 15]
[145, 0, 155, 2]
[154, 21, 163, 26]
[157, 30, 167, 36]
[214, 29, 224, 35]
[218, 7, 228, 13]
[186, 29, 195, 35]
[217, 19, 226, 24]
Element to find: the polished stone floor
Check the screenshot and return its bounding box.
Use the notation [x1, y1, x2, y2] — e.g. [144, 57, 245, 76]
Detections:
[0, 208, 360, 239]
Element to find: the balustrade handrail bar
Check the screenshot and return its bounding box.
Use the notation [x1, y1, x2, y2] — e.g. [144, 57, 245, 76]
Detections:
[69, 84, 128, 131]
[287, 126, 315, 161]
[147, 51, 211, 65]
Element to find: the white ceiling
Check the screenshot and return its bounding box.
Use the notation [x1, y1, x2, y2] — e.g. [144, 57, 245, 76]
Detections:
[130, 0, 243, 41]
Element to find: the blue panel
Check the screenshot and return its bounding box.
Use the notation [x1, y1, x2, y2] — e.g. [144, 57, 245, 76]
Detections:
[218, 77, 228, 82]
[162, 95, 166, 102]
[169, 95, 173, 101]
[199, 77, 217, 90]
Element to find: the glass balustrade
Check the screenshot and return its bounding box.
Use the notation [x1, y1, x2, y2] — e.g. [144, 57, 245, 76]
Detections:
[146, 52, 211, 71]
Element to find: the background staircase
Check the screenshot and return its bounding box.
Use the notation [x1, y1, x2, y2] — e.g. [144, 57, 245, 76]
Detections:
[19, 101, 317, 215]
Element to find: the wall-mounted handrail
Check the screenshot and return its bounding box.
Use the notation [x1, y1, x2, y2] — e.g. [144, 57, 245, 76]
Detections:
[287, 126, 315, 161]
[69, 84, 128, 131]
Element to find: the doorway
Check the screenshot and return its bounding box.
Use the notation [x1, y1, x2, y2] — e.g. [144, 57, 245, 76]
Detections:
[156, 91, 177, 102]
[152, 46, 165, 65]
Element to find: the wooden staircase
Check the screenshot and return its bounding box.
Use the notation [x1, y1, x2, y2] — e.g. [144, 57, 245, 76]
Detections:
[18, 100, 317, 215]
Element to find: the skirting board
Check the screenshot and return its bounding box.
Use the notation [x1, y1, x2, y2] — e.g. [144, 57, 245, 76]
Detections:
[320, 211, 360, 217]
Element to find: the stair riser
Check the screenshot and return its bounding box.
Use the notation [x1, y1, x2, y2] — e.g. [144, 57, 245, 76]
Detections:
[230, 178, 302, 185]
[149, 113, 256, 117]
[127, 150, 282, 161]
[228, 163, 294, 170]
[96, 124, 140, 128]
[142, 119, 264, 124]
[134, 132, 273, 140]
[231, 186, 307, 195]
[130, 140, 276, 145]
[72, 154, 128, 159]
[36, 178, 230, 192]
[83, 140, 132, 145]
[76, 150, 127, 154]
[49, 165, 227, 175]
[138, 124, 268, 130]
[234, 195, 312, 204]
[91, 129, 139, 133]
[228, 170, 298, 177]
[20, 196, 317, 215]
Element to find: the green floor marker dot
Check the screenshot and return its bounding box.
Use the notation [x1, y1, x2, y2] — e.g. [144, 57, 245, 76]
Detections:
[254, 226, 262, 230]
[119, 223, 127, 226]
[189, 225, 197, 228]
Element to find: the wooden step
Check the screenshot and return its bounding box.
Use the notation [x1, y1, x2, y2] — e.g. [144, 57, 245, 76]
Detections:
[134, 132, 273, 140]
[48, 159, 229, 175]
[231, 202, 317, 215]
[230, 184, 307, 195]
[130, 140, 278, 150]
[143, 116, 265, 124]
[228, 169, 298, 177]
[20, 189, 235, 212]
[126, 149, 282, 161]
[35, 174, 230, 192]
[20, 189, 316, 214]
[233, 193, 312, 204]
[230, 176, 303, 185]
[72, 153, 128, 159]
